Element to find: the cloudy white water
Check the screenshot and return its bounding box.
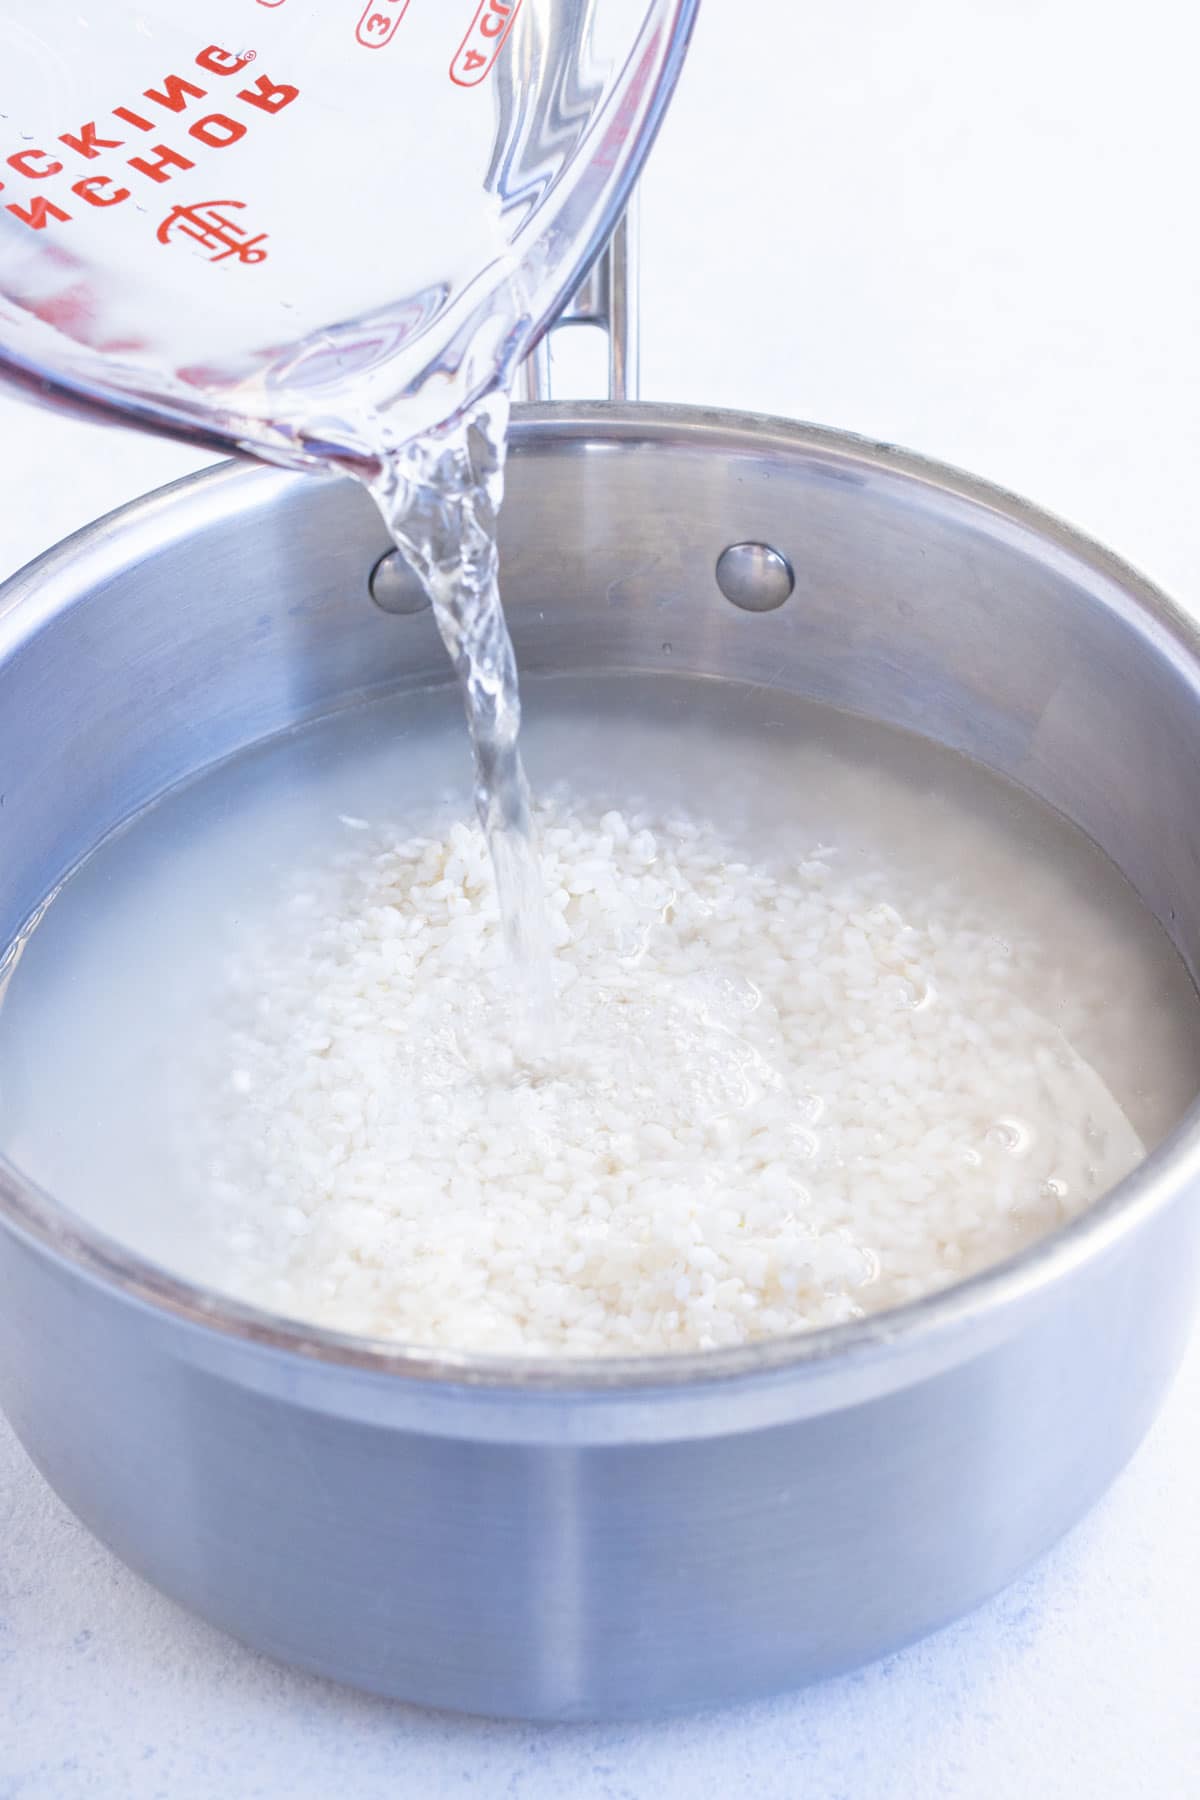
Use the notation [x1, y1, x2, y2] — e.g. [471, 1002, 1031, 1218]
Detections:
[0, 675, 1195, 1353]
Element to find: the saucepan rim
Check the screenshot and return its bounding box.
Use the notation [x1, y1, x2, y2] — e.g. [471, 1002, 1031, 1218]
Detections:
[1, 401, 1197, 1395]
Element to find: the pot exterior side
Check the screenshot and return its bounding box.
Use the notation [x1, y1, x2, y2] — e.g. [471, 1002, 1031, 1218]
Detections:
[0, 1184, 1194, 1719]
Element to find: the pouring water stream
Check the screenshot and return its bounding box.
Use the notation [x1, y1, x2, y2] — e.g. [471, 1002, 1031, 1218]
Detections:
[367, 387, 555, 1036]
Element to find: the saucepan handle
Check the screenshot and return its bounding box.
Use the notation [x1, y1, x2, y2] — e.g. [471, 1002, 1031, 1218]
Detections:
[516, 199, 640, 403]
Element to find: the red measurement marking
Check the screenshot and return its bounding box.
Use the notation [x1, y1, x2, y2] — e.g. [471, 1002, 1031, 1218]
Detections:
[356, 0, 410, 50]
[592, 34, 660, 174]
[450, 0, 522, 87]
[27, 283, 94, 334]
[157, 199, 268, 263]
[0, 42, 298, 238]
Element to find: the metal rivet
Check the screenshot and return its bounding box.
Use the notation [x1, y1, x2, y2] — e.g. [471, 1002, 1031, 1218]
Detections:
[715, 542, 794, 613]
[368, 550, 430, 615]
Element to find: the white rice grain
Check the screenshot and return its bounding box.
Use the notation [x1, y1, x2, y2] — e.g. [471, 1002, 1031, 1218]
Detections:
[180, 792, 1146, 1355]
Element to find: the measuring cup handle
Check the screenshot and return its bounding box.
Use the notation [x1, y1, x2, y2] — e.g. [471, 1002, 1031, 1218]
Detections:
[516, 199, 640, 404]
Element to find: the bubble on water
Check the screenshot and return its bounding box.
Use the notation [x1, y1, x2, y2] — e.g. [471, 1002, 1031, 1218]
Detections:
[787, 1124, 820, 1161]
[1040, 1176, 1068, 1201]
[988, 1117, 1033, 1155]
[894, 975, 936, 1011]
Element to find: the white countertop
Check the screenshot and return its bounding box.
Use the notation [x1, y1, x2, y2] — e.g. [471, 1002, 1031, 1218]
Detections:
[3, 1, 1199, 1792]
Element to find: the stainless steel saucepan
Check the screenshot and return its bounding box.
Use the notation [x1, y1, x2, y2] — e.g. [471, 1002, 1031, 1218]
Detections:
[1, 313, 1198, 1720]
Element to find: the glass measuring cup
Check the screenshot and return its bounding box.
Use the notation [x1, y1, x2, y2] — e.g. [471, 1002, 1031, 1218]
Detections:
[0, 0, 697, 471]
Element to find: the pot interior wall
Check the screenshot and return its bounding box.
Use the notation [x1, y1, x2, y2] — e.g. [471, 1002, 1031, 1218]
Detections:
[2, 409, 1198, 987]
